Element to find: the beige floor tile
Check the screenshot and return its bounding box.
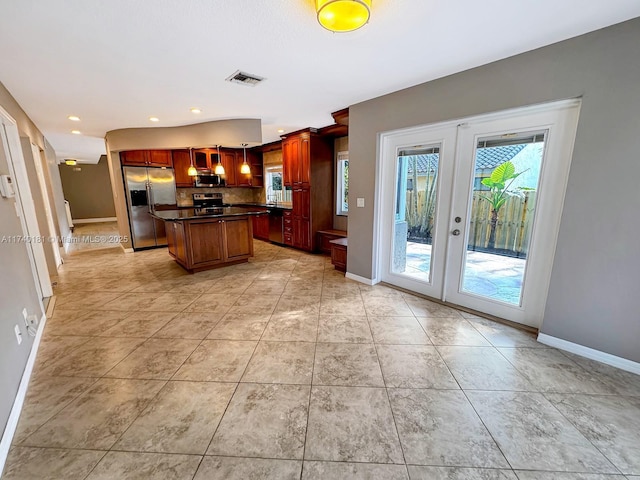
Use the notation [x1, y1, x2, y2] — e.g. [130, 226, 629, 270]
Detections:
[437, 346, 534, 391]
[98, 292, 166, 311]
[54, 291, 123, 310]
[262, 313, 319, 342]
[319, 295, 366, 316]
[313, 343, 384, 387]
[153, 312, 223, 339]
[302, 461, 408, 479]
[368, 316, 432, 345]
[105, 338, 200, 380]
[466, 390, 618, 473]
[2, 446, 106, 480]
[98, 311, 177, 337]
[139, 292, 200, 312]
[377, 344, 458, 389]
[114, 381, 236, 454]
[47, 310, 132, 336]
[389, 389, 508, 468]
[403, 297, 464, 318]
[208, 383, 310, 459]
[407, 466, 517, 479]
[363, 296, 414, 316]
[317, 315, 373, 343]
[418, 317, 492, 346]
[194, 456, 302, 480]
[206, 313, 270, 340]
[305, 385, 403, 463]
[467, 317, 542, 348]
[246, 280, 287, 295]
[242, 341, 315, 384]
[41, 336, 145, 377]
[85, 451, 201, 480]
[274, 295, 321, 315]
[228, 293, 281, 314]
[173, 339, 256, 381]
[514, 472, 629, 480]
[560, 351, 640, 396]
[22, 378, 165, 450]
[545, 393, 640, 475]
[183, 293, 240, 313]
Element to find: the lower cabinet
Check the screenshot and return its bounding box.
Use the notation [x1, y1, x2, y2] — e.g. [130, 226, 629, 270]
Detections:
[166, 216, 253, 272]
[252, 213, 269, 241]
[283, 211, 293, 246]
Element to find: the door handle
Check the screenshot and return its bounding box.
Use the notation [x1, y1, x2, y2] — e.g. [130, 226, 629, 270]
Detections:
[451, 229, 461, 236]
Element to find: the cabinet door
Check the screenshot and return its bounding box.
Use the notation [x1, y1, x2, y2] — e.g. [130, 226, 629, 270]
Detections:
[148, 150, 172, 167]
[300, 136, 311, 186]
[248, 150, 264, 187]
[252, 214, 269, 240]
[221, 150, 237, 186]
[299, 219, 311, 250]
[236, 150, 252, 187]
[283, 211, 293, 245]
[290, 136, 302, 185]
[188, 221, 224, 265]
[282, 138, 293, 187]
[174, 222, 187, 264]
[194, 150, 209, 169]
[167, 222, 177, 258]
[172, 150, 193, 187]
[120, 150, 148, 166]
[224, 217, 252, 259]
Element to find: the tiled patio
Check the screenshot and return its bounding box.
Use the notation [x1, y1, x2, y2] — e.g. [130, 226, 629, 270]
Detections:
[3, 241, 639, 479]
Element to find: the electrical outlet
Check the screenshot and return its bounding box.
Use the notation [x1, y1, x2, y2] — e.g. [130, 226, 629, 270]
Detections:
[14, 324, 22, 345]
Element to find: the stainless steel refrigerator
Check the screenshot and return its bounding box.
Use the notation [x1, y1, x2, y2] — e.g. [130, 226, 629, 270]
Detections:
[123, 166, 177, 249]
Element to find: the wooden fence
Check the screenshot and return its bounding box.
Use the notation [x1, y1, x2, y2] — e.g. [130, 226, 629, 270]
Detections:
[406, 190, 537, 256]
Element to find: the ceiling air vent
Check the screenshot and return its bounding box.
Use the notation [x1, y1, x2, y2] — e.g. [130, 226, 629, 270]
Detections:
[225, 70, 265, 87]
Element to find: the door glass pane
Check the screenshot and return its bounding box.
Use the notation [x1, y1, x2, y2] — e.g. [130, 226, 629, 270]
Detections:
[461, 131, 546, 305]
[392, 145, 440, 282]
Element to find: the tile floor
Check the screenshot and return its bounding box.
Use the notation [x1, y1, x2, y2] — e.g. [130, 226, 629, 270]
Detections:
[3, 241, 640, 480]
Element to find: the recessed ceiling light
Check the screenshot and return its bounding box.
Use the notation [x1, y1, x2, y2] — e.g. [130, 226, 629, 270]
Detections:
[64, 159, 77, 165]
[67, 115, 80, 121]
[190, 108, 201, 114]
[71, 130, 81, 135]
[277, 129, 285, 133]
[149, 116, 159, 122]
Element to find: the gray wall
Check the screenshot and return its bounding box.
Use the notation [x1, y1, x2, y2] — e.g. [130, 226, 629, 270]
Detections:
[348, 18, 640, 362]
[59, 155, 116, 220]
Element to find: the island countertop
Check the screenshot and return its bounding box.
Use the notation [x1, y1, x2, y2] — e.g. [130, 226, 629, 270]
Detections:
[152, 206, 267, 221]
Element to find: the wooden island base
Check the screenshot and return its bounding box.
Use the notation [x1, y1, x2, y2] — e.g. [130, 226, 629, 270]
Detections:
[165, 215, 254, 273]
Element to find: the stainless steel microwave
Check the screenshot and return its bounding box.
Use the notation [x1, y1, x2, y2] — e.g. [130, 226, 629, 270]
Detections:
[195, 173, 225, 187]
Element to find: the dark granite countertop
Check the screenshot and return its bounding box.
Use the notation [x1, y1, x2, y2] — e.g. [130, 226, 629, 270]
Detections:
[231, 202, 293, 211]
[152, 207, 267, 221]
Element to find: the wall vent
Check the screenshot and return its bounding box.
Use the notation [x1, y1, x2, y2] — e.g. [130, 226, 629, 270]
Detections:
[225, 70, 265, 87]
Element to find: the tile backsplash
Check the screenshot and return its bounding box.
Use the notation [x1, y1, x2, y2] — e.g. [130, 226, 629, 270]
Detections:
[176, 187, 263, 207]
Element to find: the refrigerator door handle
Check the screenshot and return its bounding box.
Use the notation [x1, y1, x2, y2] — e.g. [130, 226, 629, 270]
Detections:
[146, 182, 154, 213]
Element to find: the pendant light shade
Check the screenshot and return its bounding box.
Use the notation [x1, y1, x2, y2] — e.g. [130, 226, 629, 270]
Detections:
[316, 0, 371, 33]
[214, 145, 225, 175]
[240, 143, 251, 174]
[187, 148, 198, 176]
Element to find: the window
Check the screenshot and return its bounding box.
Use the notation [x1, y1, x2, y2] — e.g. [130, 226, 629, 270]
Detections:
[336, 151, 348, 215]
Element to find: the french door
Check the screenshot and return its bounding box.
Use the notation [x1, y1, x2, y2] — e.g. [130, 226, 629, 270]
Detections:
[378, 100, 581, 328]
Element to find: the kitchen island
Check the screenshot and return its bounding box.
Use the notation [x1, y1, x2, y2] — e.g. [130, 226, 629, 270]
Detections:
[152, 207, 265, 273]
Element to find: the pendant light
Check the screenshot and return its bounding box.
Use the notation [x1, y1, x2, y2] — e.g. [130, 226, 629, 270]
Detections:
[316, 0, 371, 33]
[214, 145, 225, 175]
[187, 148, 198, 176]
[240, 143, 251, 174]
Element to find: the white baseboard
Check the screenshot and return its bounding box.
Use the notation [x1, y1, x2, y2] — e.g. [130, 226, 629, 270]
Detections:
[121, 245, 134, 254]
[72, 217, 117, 224]
[345, 272, 379, 286]
[537, 333, 640, 375]
[0, 312, 48, 473]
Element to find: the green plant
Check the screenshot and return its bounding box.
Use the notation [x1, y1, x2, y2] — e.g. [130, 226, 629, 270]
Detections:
[478, 161, 525, 249]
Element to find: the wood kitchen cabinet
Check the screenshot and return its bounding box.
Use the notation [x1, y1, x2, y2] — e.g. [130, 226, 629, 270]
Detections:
[121, 150, 172, 167]
[220, 148, 237, 186]
[281, 129, 333, 252]
[172, 150, 194, 187]
[165, 215, 253, 273]
[222, 148, 264, 188]
[252, 213, 269, 241]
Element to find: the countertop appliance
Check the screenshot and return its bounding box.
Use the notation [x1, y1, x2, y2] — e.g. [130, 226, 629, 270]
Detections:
[268, 208, 284, 244]
[124, 166, 177, 249]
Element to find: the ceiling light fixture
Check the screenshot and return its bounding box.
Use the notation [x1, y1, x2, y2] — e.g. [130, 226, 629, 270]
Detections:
[214, 145, 225, 175]
[316, 0, 371, 33]
[67, 115, 80, 121]
[64, 159, 77, 165]
[149, 116, 159, 122]
[190, 107, 201, 114]
[187, 148, 198, 176]
[240, 143, 251, 175]
[71, 130, 81, 135]
[277, 129, 285, 133]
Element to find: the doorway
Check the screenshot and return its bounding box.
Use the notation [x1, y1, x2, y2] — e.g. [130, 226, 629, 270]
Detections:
[377, 100, 581, 328]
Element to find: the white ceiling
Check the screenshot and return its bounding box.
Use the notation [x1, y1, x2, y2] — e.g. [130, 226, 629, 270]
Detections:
[1, 0, 639, 164]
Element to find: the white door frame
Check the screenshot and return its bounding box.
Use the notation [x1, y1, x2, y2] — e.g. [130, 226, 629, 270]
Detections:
[0, 106, 52, 299]
[375, 99, 581, 328]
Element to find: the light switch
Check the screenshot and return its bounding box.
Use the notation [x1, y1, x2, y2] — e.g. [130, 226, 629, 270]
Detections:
[356, 198, 365, 208]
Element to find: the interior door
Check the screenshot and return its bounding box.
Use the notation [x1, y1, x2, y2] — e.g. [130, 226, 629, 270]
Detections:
[378, 100, 580, 327]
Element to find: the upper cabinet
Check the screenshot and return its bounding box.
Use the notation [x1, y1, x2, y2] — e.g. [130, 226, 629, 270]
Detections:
[193, 148, 220, 171]
[121, 150, 172, 167]
[220, 148, 237, 186]
[172, 150, 194, 187]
